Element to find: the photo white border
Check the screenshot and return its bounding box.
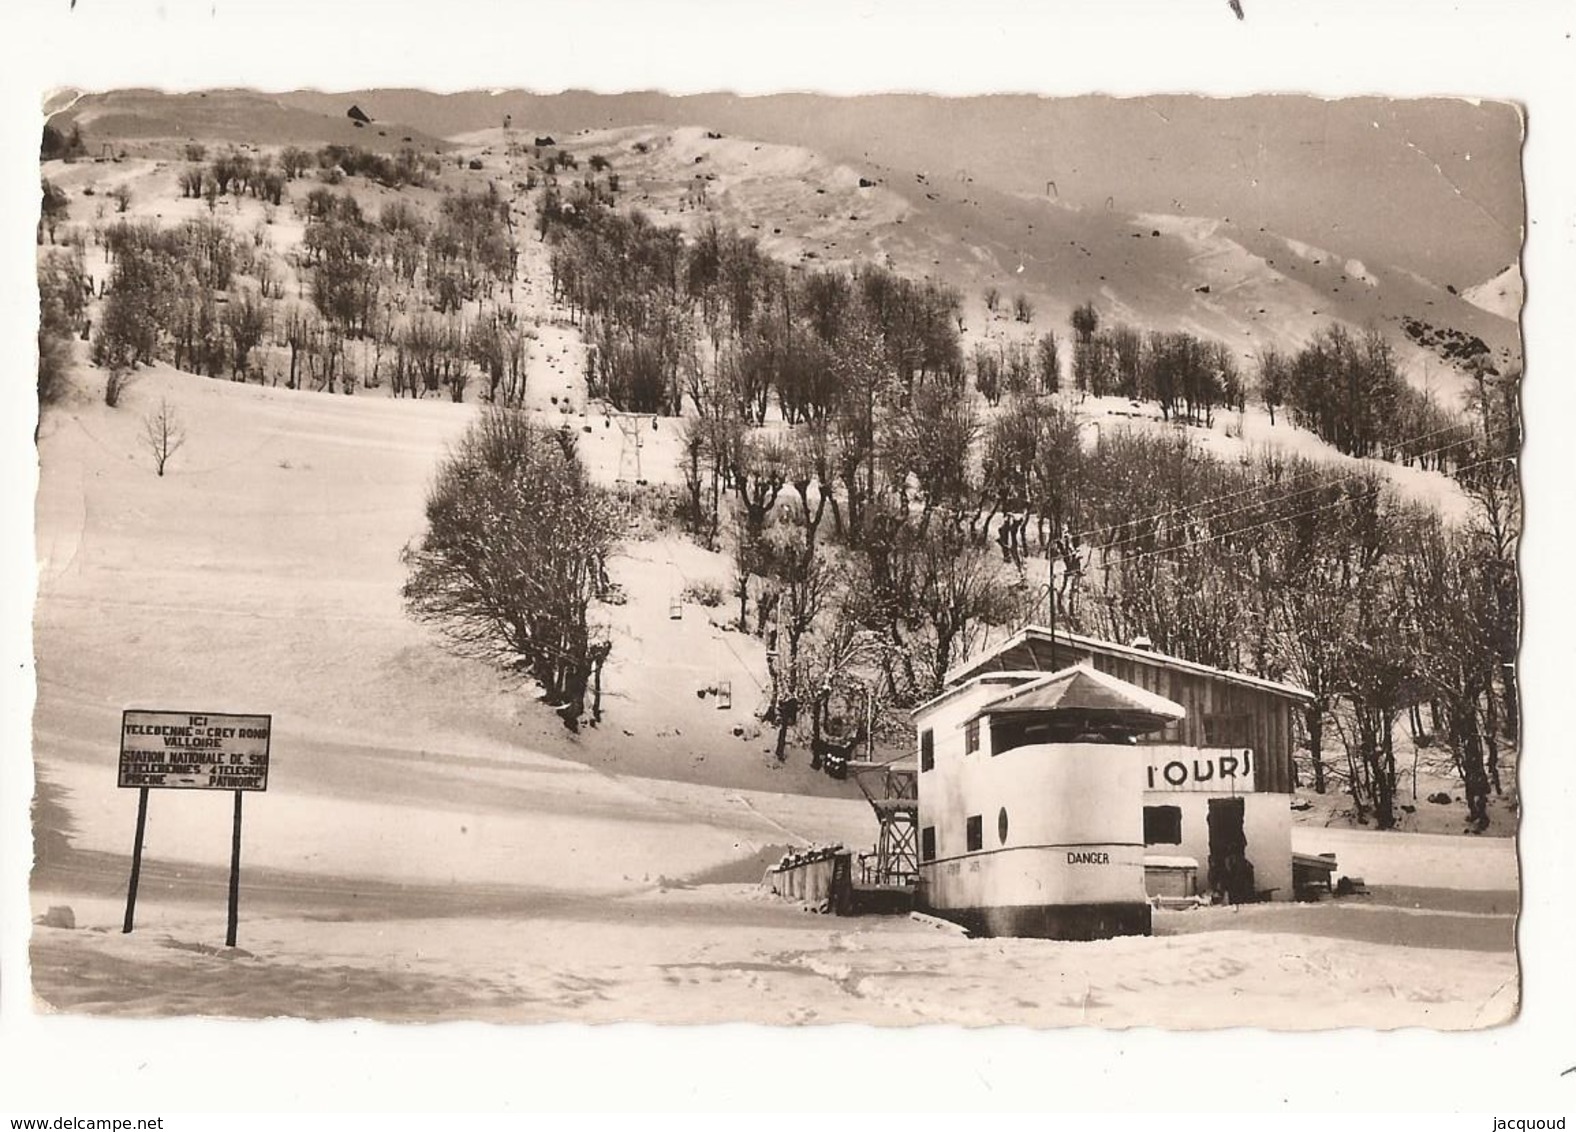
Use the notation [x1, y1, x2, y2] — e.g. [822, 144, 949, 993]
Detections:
[2, 0, 1571, 1114]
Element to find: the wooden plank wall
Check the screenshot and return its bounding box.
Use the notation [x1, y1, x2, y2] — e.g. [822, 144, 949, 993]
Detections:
[997, 638, 1295, 793]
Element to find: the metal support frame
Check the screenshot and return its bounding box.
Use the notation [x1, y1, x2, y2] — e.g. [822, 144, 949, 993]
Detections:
[607, 410, 652, 484]
[851, 762, 920, 887]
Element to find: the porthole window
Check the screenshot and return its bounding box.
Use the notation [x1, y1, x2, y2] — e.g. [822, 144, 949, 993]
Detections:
[998, 807, 1009, 845]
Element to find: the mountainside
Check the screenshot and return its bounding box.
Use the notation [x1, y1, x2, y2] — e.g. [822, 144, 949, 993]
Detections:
[33, 112, 1499, 800]
[57, 88, 1520, 404]
[512, 121, 1518, 403]
[273, 89, 1524, 291]
[1463, 262, 1524, 322]
[47, 88, 448, 152]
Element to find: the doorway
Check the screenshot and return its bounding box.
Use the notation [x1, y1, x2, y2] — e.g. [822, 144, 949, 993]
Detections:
[1207, 797, 1254, 903]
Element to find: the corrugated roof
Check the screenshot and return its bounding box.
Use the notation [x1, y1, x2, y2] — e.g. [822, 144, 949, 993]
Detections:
[945, 625, 1315, 703]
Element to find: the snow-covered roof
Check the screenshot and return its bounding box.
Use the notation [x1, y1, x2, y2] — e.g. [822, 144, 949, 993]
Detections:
[950, 664, 1186, 739]
[945, 625, 1315, 704]
[969, 663, 1186, 725]
[910, 670, 1046, 719]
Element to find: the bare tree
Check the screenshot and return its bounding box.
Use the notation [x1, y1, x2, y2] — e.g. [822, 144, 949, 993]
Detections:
[762, 532, 832, 761]
[1035, 331, 1060, 394]
[1070, 301, 1100, 392]
[1070, 300, 1099, 344]
[1257, 346, 1287, 427]
[402, 411, 621, 731]
[40, 178, 69, 245]
[104, 365, 136, 408]
[225, 287, 267, 381]
[142, 397, 186, 475]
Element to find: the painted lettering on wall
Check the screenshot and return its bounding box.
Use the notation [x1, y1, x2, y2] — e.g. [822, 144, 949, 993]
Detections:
[1145, 747, 1254, 792]
[1066, 850, 1110, 865]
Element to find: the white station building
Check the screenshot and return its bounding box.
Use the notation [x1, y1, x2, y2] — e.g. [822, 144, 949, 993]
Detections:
[912, 627, 1315, 939]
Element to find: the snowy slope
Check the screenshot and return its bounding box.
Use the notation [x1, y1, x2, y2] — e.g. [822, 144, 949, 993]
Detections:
[1463, 263, 1524, 322]
[32, 357, 863, 898]
[536, 124, 1519, 407]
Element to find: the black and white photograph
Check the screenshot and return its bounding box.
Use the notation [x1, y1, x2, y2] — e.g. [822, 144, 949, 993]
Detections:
[25, 81, 1526, 1028]
[3, 0, 1574, 1120]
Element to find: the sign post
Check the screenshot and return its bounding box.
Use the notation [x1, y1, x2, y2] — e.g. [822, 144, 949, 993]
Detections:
[122, 786, 150, 934]
[227, 789, 244, 948]
[117, 710, 271, 945]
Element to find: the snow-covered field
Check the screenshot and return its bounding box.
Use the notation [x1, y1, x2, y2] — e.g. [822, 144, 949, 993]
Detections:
[30, 884, 1515, 1028]
[30, 353, 1518, 1027]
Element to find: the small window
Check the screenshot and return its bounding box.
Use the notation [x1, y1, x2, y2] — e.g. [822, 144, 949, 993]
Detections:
[920, 729, 934, 772]
[921, 826, 936, 862]
[1203, 714, 1251, 748]
[966, 814, 984, 853]
[964, 718, 980, 754]
[1144, 805, 1183, 846]
[997, 807, 1009, 845]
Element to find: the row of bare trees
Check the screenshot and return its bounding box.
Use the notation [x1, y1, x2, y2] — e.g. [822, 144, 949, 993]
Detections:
[972, 334, 1060, 405]
[78, 183, 532, 405]
[1064, 301, 1495, 478]
[672, 292, 1517, 818]
[1257, 324, 1489, 473]
[543, 199, 965, 421]
[178, 143, 441, 207]
[999, 384, 1520, 829]
[1066, 302, 1246, 425]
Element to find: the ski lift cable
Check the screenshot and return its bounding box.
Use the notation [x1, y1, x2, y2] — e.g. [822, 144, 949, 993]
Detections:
[1069, 418, 1510, 546]
[1071, 421, 1512, 550]
[1063, 411, 1509, 541]
[1068, 487, 1490, 605]
[1101, 454, 1508, 570]
[656, 539, 768, 693]
[1117, 451, 1507, 567]
[1090, 428, 1511, 557]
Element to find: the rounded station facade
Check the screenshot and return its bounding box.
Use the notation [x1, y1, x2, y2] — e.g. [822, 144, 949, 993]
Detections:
[913, 664, 1186, 940]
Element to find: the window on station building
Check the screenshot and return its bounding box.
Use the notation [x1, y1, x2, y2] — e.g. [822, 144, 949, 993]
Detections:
[921, 826, 936, 862]
[1143, 805, 1183, 846]
[964, 717, 981, 754]
[1203, 713, 1251, 748]
[920, 729, 934, 771]
[991, 718, 1058, 756]
[965, 814, 984, 852]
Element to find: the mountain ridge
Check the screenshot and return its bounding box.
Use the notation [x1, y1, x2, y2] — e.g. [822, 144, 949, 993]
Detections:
[46, 89, 1521, 400]
[269, 88, 1524, 290]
